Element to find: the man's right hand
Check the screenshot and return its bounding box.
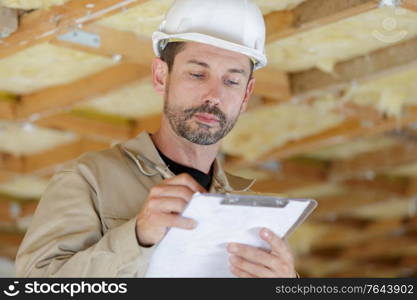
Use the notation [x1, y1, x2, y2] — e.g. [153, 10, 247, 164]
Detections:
[135, 173, 206, 246]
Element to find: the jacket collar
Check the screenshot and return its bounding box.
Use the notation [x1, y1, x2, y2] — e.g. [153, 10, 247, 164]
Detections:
[121, 131, 255, 192]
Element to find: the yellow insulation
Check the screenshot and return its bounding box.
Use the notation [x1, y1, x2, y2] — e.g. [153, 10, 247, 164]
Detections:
[267, 7, 417, 73]
[0, 121, 77, 155]
[222, 99, 344, 161]
[347, 67, 417, 117]
[0, 176, 49, 199]
[305, 137, 397, 160]
[76, 79, 163, 118]
[0, 0, 69, 9]
[0, 43, 115, 94]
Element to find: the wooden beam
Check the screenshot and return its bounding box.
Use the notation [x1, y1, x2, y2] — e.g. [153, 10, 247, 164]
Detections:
[0, 100, 15, 120]
[50, 23, 155, 65]
[16, 63, 150, 120]
[253, 67, 291, 102]
[329, 142, 417, 180]
[0, 138, 109, 173]
[0, 5, 18, 39]
[36, 112, 134, 141]
[259, 106, 417, 162]
[0, 91, 17, 119]
[0, 230, 24, 260]
[291, 36, 417, 97]
[0, 0, 151, 59]
[37, 112, 162, 140]
[0, 194, 39, 227]
[266, 0, 379, 42]
[403, 0, 417, 12]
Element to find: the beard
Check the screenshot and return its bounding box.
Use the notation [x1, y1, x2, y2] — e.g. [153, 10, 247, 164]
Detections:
[164, 92, 241, 146]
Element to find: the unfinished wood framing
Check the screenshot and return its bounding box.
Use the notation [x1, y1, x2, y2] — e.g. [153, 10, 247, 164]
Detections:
[329, 142, 417, 179]
[16, 63, 149, 120]
[257, 106, 417, 162]
[253, 67, 291, 102]
[291, 36, 417, 97]
[0, 138, 109, 173]
[36, 112, 162, 140]
[266, 0, 380, 42]
[0, 0, 151, 59]
[50, 23, 155, 65]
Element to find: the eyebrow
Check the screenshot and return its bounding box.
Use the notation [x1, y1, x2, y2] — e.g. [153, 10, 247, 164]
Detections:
[186, 59, 247, 76]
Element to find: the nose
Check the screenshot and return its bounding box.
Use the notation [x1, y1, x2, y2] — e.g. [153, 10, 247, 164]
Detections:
[203, 79, 223, 106]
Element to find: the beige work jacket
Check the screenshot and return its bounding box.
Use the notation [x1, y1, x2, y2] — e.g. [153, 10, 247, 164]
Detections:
[15, 132, 255, 277]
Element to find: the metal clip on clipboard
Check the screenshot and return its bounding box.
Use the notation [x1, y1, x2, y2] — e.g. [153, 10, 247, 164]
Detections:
[221, 193, 289, 208]
[219, 193, 317, 240]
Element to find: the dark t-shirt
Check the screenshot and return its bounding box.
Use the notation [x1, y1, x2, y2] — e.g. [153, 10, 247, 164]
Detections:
[156, 148, 213, 190]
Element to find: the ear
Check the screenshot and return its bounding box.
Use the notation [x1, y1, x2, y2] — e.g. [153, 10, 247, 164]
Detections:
[152, 57, 169, 96]
[240, 77, 256, 113]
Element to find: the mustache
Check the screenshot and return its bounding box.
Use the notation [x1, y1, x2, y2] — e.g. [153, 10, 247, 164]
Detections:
[183, 104, 227, 125]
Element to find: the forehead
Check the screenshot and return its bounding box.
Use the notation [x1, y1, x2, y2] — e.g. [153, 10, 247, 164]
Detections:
[175, 42, 251, 71]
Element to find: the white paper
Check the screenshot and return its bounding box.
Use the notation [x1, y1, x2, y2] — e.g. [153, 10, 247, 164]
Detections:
[145, 193, 315, 278]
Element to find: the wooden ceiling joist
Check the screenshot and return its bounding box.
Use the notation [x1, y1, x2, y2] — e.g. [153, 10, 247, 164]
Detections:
[291, 36, 417, 97]
[403, 0, 417, 12]
[50, 23, 155, 66]
[0, 138, 109, 173]
[266, 0, 380, 43]
[330, 142, 417, 180]
[15, 63, 150, 120]
[36, 111, 162, 141]
[257, 106, 417, 162]
[0, 0, 151, 60]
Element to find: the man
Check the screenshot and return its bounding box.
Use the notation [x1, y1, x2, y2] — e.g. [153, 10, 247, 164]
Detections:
[16, 0, 296, 277]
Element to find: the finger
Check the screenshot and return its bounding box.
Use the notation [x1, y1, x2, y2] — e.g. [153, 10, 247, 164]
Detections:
[158, 213, 197, 230]
[150, 184, 195, 202]
[260, 228, 293, 263]
[164, 173, 207, 193]
[148, 197, 188, 213]
[229, 255, 274, 278]
[230, 265, 254, 278]
[227, 243, 276, 270]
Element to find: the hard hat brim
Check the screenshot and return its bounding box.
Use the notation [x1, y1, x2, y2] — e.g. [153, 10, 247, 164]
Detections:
[152, 31, 267, 70]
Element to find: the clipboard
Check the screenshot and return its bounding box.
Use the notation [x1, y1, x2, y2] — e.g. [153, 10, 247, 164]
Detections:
[145, 193, 317, 277]
[219, 193, 317, 239]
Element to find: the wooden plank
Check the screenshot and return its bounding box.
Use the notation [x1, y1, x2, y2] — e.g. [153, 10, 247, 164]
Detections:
[253, 67, 291, 102]
[16, 63, 150, 120]
[0, 230, 24, 260]
[132, 114, 162, 136]
[0, 194, 39, 227]
[0, 91, 17, 119]
[291, 36, 417, 97]
[0, 0, 151, 59]
[264, 10, 294, 43]
[259, 106, 417, 162]
[403, 0, 417, 11]
[267, 0, 379, 42]
[0, 100, 16, 120]
[37, 112, 162, 140]
[329, 142, 417, 180]
[0, 138, 109, 173]
[36, 112, 134, 140]
[0, 5, 18, 39]
[50, 23, 155, 65]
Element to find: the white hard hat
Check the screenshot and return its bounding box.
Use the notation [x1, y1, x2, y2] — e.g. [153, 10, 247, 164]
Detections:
[152, 0, 267, 70]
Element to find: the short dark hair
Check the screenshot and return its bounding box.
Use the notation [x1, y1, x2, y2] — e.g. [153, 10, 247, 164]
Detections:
[160, 41, 254, 79]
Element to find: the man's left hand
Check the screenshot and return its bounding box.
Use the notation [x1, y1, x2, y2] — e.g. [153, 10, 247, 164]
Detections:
[227, 228, 296, 278]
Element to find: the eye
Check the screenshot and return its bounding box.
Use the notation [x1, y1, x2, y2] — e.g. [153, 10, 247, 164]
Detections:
[225, 79, 239, 86]
[190, 73, 204, 79]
